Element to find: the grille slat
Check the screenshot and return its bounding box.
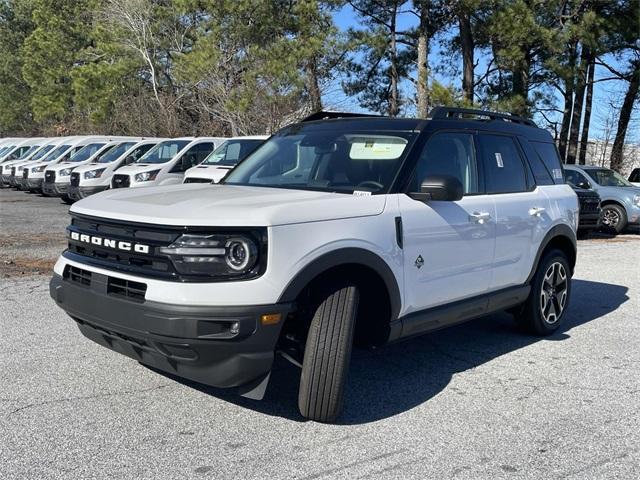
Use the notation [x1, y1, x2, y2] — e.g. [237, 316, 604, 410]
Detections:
[64, 265, 92, 286]
[184, 178, 212, 184]
[107, 277, 147, 302]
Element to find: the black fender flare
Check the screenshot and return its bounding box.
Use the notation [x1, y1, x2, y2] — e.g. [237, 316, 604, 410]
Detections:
[277, 247, 402, 322]
[526, 223, 577, 283]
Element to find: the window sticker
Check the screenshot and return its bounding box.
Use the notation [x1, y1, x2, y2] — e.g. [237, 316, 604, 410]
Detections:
[552, 168, 563, 180]
[495, 152, 504, 168]
[353, 190, 372, 196]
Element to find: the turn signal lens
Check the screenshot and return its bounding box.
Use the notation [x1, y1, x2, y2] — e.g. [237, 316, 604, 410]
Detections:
[260, 313, 282, 325]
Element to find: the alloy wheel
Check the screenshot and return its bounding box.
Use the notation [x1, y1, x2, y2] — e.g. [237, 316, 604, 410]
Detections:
[540, 262, 568, 324]
[602, 207, 619, 227]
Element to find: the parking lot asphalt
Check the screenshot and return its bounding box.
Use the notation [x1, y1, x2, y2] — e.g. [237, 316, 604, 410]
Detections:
[1, 187, 639, 479]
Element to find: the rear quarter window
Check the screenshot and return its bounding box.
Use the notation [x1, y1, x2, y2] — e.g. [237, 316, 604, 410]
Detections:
[531, 141, 564, 184]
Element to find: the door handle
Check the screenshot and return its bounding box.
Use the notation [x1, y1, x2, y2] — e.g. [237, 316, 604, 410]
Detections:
[469, 211, 491, 224]
[529, 207, 546, 217]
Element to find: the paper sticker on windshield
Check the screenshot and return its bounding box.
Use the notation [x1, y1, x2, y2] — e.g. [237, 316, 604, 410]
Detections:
[495, 152, 504, 168]
[349, 136, 407, 160]
[552, 168, 563, 180]
[353, 190, 372, 196]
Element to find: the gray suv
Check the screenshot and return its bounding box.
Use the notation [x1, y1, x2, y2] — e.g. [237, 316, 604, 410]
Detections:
[564, 165, 640, 233]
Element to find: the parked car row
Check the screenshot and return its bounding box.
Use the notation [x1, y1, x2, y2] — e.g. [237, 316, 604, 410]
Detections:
[0, 135, 268, 203]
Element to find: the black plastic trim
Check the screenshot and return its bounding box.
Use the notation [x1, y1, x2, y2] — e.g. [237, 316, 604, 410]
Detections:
[277, 247, 401, 322]
[526, 224, 577, 283]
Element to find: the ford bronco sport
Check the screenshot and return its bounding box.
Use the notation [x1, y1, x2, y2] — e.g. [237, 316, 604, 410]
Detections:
[50, 108, 578, 423]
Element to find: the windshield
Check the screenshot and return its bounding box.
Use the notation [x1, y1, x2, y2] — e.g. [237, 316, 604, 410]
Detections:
[94, 142, 136, 163]
[136, 140, 190, 164]
[43, 144, 71, 162]
[18, 145, 40, 160]
[4, 146, 29, 161]
[586, 168, 633, 187]
[202, 139, 265, 166]
[29, 144, 55, 161]
[68, 143, 106, 162]
[224, 129, 413, 194]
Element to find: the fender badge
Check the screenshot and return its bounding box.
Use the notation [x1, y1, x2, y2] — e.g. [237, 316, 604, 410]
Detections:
[415, 255, 424, 269]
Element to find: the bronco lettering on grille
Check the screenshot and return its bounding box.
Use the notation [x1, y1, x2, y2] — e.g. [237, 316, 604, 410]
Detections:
[70, 231, 150, 254]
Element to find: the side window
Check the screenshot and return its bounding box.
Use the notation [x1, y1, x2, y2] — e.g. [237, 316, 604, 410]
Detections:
[565, 170, 590, 188]
[518, 138, 553, 185]
[630, 169, 640, 182]
[172, 143, 214, 172]
[478, 134, 527, 194]
[531, 141, 564, 184]
[410, 132, 478, 194]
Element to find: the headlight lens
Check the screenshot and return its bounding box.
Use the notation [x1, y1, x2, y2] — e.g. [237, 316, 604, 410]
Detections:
[84, 168, 106, 179]
[633, 194, 640, 207]
[31, 165, 47, 173]
[59, 168, 73, 176]
[135, 170, 160, 182]
[159, 233, 262, 278]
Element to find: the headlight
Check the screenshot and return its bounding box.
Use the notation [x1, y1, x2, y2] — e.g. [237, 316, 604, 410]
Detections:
[31, 165, 47, 173]
[135, 170, 160, 182]
[633, 195, 640, 207]
[84, 168, 106, 179]
[159, 232, 264, 278]
[59, 168, 73, 176]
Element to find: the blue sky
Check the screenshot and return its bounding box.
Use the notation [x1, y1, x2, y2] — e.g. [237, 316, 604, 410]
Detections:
[324, 5, 637, 143]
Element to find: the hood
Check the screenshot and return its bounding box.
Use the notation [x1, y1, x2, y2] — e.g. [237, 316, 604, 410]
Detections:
[71, 184, 387, 227]
[73, 163, 111, 173]
[116, 163, 165, 175]
[184, 165, 232, 182]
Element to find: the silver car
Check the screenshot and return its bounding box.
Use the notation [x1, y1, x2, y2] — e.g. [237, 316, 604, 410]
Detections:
[564, 165, 640, 233]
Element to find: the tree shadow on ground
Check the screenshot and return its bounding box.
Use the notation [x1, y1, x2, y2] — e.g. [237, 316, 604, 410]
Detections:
[147, 279, 628, 424]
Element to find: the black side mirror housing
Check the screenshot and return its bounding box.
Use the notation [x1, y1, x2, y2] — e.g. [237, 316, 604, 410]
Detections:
[577, 180, 591, 189]
[409, 175, 464, 202]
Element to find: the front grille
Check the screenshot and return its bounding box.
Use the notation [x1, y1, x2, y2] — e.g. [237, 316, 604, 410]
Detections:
[44, 170, 55, 183]
[11, 167, 16, 177]
[107, 277, 147, 302]
[184, 177, 212, 184]
[22, 169, 28, 179]
[112, 174, 130, 188]
[64, 265, 92, 286]
[70, 172, 80, 187]
[578, 196, 601, 214]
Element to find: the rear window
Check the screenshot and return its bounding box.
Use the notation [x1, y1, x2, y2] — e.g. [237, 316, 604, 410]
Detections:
[531, 141, 564, 184]
[478, 134, 527, 194]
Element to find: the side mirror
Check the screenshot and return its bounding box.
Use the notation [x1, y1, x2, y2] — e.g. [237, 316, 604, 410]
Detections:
[409, 175, 464, 202]
[576, 180, 591, 189]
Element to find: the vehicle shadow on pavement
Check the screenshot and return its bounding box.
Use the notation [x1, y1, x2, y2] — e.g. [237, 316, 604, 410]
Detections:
[150, 279, 628, 424]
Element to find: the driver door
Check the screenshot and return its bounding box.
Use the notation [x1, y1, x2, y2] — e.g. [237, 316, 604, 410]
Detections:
[398, 131, 496, 315]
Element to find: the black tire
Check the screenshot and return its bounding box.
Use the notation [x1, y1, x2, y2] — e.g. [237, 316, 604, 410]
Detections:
[62, 195, 74, 205]
[600, 204, 627, 234]
[576, 229, 591, 240]
[298, 283, 359, 423]
[521, 249, 571, 336]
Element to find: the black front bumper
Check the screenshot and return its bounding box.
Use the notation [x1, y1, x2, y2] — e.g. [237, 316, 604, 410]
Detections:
[68, 185, 108, 200]
[50, 272, 292, 390]
[42, 182, 69, 196]
[578, 212, 601, 230]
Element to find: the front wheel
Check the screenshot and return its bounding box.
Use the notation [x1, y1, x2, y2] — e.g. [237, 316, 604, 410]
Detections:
[601, 204, 627, 234]
[521, 249, 572, 335]
[298, 283, 359, 423]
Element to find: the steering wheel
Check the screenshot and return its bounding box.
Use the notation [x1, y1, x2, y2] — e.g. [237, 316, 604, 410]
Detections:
[355, 181, 384, 191]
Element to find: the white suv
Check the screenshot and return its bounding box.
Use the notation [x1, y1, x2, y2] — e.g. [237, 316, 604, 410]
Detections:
[50, 109, 578, 423]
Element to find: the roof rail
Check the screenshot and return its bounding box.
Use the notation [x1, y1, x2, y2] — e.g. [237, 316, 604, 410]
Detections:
[300, 111, 382, 122]
[429, 107, 537, 128]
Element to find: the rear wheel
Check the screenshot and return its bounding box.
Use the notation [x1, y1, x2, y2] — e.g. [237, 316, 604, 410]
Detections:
[298, 282, 359, 423]
[601, 204, 627, 234]
[521, 249, 571, 335]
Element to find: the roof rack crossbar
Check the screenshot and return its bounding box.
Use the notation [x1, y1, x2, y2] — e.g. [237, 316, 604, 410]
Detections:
[429, 107, 537, 128]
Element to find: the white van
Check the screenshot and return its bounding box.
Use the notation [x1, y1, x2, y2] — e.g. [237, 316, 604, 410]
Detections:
[68, 138, 163, 200]
[15, 138, 71, 189]
[43, 137, 138, 200]
[111, 137, 225, 189]
[183, 136, 268, 184]
[1, 138, 46, 186]
[25, 136, 108, 193]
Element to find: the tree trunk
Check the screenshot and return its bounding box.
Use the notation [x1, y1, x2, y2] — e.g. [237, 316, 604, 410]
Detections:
[578, 56, 595, 165]
[459, 10, 474, 104]
[511, 50, 530, 116]
[566, 46, 590, 164]
[558, 41, 577, 161]
[305, 57, 323, 112]
[610, 62, 640, 172]
[389, 4, 399, 116]
[416, 1, 429, 117]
